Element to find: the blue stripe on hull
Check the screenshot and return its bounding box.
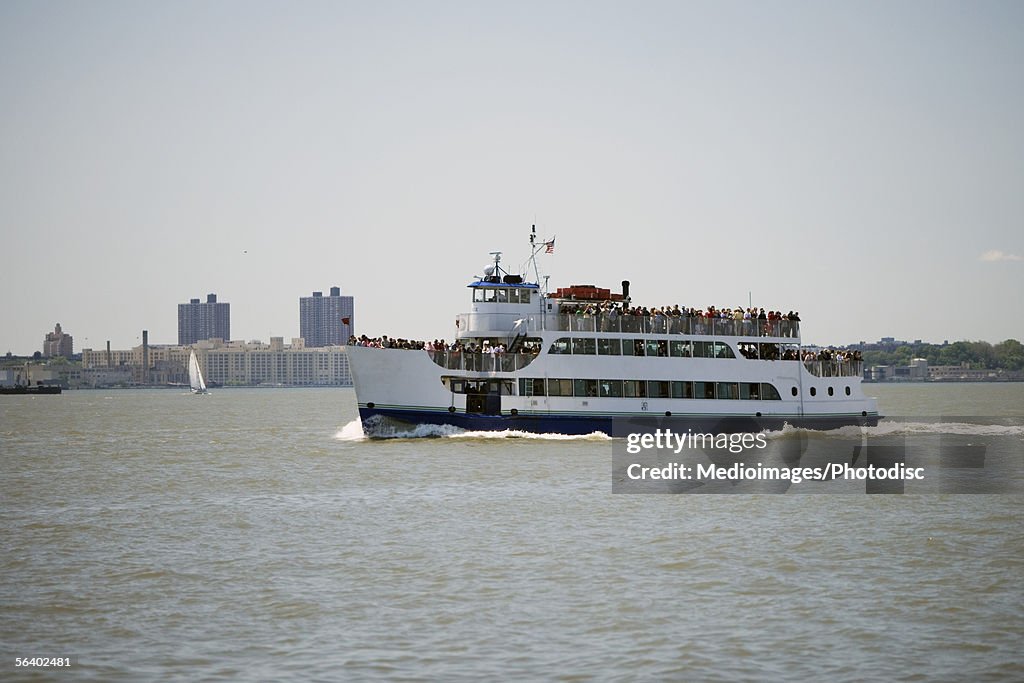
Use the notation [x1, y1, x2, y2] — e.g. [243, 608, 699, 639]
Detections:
[359, 407, 611, 435]
[357, 407, 879, 437]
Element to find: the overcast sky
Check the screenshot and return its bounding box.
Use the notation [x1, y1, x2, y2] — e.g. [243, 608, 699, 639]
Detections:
[2, 0, 1021, 354]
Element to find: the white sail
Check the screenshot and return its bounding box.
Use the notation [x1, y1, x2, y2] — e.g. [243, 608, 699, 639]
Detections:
[188, 350, 208, 394]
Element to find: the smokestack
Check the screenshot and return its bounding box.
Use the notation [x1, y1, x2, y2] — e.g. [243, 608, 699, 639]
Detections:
[142, 330, 149, 385]
[621, 280, 630, 301]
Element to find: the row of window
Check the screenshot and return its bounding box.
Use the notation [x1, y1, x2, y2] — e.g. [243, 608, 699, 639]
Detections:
[472, 288, 534, 304]
[445, 377, 854, 401]
[518, 378, 783, 401]
[549, 337, 738, 359]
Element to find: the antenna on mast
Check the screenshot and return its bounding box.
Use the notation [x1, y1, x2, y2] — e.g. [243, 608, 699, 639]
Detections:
[527, 224, 546, 289]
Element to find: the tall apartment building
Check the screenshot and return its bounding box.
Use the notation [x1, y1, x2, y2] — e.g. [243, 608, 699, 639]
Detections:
[43, 323, 74, 358]
[299, 286, 354, 347]
[178, 293, 230, 345]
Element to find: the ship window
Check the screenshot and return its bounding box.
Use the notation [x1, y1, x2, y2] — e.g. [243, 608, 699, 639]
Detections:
[519, 378, 546, 396]
[693, 341, 712, 358]
[845, 386, 851, 396]
[621, 339, 634, 356]
[758, 344, 780, 361]
[713, 342, 735, 359]
[645, 340, 660, 357]
[574, 379, 598, 397]
[717, 382, 739, 399]
[670, 340, 691, 357]
[623, 380, 647, 398]
[671, 381, 693, 399]
[451, 380, 465, 394]
[572, 338, 596, 355]
[472, 289, 484, 302]
[598, 339, 621, 356]
[547, 378, 573, 396]
[549, 338, 571, 354]
[633, 340, 646, 356]
[483, 289, 497, 303]
[762, 383, 782, 400]
[695, 381, 716, 399]
[810, 387, 817, 397]
[600, 379, 623, 397]
[495, 289, 508, 303]
[740, 383, 760, 400]
[648, 380, 670, 398]
[828, 386, 834, 396]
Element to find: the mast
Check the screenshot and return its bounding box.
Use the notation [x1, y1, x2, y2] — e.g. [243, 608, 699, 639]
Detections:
[526, 224, 553, 295]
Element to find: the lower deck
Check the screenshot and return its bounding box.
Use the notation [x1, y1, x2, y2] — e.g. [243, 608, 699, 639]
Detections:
[346, 344, 881, 436]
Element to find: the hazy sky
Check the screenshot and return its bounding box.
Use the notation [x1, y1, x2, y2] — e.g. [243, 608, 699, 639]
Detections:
[2, 0, 1021, 354]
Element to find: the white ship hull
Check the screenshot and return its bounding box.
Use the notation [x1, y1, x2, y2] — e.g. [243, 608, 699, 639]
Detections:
[348, 244, 879, 436]
[348, 340, 879, 436]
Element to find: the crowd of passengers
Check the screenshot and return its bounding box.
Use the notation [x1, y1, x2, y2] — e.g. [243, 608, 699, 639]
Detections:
[805, 348, 863, 363]
[349, 333, 863, 372]
[348, 335, 541, 355]
[349, 335, 427, 349]
[737, 343, 799, 361]
[559, 303, 800, 332]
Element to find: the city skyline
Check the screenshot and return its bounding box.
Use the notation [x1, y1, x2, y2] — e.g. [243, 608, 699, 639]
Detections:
[21, 285, 359, 356]
[2, 2, 1022, 354]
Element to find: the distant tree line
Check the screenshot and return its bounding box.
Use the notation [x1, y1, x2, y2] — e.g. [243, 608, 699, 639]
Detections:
[856, 339, 1024, 371]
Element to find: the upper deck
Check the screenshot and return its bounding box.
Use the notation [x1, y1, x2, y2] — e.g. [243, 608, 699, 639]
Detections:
[462, 272, 799, 340]
[456, 308, 799, 340]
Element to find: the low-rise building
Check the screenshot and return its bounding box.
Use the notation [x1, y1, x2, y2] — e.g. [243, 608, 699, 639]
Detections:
[81, 338, 351, 387]
[927, 363, 999, 381]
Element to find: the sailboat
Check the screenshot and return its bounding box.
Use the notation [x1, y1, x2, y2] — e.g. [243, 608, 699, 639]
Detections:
[188, 350, 209, 394]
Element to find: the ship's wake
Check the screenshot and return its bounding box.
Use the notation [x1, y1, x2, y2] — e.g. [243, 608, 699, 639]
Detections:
[762, 419, 1024, 441]
[334, 418, 610, 442]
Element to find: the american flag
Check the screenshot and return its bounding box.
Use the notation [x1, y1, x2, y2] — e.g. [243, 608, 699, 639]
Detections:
[545, 240, 555, 254]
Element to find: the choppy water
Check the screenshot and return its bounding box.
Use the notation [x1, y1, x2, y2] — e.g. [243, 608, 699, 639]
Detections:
[1, 384, 1022, 680]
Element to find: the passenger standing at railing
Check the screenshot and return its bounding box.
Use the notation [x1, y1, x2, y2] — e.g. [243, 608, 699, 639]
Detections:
[605, 305, 618, 332]
[653, 308, 665, 333]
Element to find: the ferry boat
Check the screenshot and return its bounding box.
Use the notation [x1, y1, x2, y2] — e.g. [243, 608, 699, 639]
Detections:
[347, 230, 880, 436]
[0, 384, 62, 395]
